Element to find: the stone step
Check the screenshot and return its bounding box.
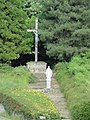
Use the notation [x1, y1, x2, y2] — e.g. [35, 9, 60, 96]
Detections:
[29, 71, 71, 119]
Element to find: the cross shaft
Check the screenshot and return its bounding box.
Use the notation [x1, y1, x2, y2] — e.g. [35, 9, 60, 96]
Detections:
[27, 18, 38, 62]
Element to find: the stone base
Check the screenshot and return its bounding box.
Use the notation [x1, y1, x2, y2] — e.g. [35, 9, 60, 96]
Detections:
[26, 61, 47, 73]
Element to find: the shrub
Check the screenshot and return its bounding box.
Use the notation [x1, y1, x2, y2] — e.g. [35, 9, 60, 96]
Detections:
[55, 53, 90, 120]
[10, 66, 35, 83]
[0, 65, 35, 92]
[0, 63, 13, 73]
[71, 101, 90, 120]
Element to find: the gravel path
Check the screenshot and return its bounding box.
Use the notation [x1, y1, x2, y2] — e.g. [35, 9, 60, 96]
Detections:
[29, 73, 71, 120]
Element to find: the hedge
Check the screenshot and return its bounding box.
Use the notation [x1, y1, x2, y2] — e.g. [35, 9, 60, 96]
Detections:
[71, 101, 90, 120]
[55, 61, 90, 120]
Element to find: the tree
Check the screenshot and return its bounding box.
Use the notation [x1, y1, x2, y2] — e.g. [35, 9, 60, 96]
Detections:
[0, 0, 34, 63]
[38, 0, 90, 62]
[24, 0, 42, 18]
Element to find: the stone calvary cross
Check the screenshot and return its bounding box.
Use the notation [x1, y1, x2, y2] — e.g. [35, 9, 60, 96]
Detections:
[27, 18, 39, 62]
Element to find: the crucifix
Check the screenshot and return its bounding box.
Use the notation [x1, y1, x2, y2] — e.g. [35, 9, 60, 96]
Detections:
[27, 18, 39, 62]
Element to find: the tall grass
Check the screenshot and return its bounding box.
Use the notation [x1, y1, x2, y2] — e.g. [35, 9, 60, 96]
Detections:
[0, 112, 22, 120]
[0, 66, 27, 93]
[0, 64, 60, 119]
[55, 52, 90, 120]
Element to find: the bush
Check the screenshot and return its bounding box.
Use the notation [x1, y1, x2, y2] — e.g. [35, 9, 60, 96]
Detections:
[0, 63, 13, 73]
[11, 66, 35, 83]
[55, 53, 90, 120]
[71, 101, 90, 120]
[0, 65, 35, 92]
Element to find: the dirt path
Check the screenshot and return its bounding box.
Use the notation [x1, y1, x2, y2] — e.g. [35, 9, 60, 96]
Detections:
[29, 73, 71, 120]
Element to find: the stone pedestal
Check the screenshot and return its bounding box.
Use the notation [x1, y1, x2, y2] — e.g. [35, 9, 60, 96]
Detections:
[26, 61, 47, 73]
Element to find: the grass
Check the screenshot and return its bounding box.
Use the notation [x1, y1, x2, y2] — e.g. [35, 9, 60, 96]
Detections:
[0, 112, 22, 120]
[55, 54, 90, 120]
[0, 64, 60, 120]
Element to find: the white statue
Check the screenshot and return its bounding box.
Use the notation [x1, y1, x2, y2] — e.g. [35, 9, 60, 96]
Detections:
[45, 66, 52, 89]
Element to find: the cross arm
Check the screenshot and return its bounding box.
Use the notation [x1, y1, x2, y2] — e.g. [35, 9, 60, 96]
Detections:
[27, 29, 36, 33]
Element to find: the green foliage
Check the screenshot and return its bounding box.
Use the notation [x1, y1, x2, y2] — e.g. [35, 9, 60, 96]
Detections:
[68, 51, 90, 84]
[71, 101, 90, 120]
[55, 52, 90, 120]
[0, 112, 22, 120]
[0, 0, 34, 62]
[0, 64, 35, 91]
[38, 0, 90, 62]
[0, 63, 13, 73]
[0, 64, 60, 119]
[11, 66, 36, 83]
[0, 90, 60, 120]
[24, 0, 42, 17]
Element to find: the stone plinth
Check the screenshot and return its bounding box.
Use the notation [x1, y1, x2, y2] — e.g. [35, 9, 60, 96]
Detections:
[26, 61, 47, 73]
